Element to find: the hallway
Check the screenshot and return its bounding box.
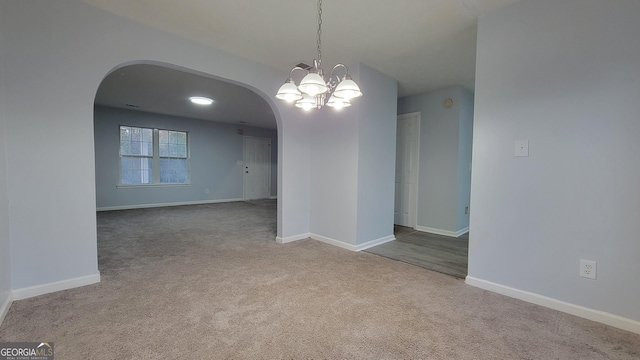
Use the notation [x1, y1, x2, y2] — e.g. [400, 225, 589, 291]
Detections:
[365, 226, 468, 278]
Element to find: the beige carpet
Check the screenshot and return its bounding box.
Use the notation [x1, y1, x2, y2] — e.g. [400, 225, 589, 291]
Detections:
[1, 201, 639, 359]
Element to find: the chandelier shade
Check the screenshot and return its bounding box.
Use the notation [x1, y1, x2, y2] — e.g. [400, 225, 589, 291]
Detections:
[332, 76, 362, 100]
[294, 94, 317, 111]
[275, 0, 361, 111]
[275, 79, 303, 103]
[298, 72, 328, 96]
[326, 95, 351, 110]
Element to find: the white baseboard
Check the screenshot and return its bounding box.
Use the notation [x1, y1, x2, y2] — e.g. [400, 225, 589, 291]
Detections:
[277, 233, 395, 252]
[97, 198, 244, 211]
[416, 225, 468, 238]
[456, 227, 469, 237]
[415, 226, 457, 237]
[275, 233, 352, 250]
[310, 234, 356, 251]
[276, 233, 311, 244]
[465, 276, 640, 335]
[0, 291, 12, 327]
[355, 235, 395, 251]
[12, 273, 101, 301]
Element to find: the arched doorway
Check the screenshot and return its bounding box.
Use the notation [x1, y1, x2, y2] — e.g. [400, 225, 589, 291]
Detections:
[94, 62, 279, 210]
[93, 61, 281, 270]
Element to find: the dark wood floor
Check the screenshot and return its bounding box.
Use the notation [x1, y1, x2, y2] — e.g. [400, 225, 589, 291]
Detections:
[365, 226, 468, 279]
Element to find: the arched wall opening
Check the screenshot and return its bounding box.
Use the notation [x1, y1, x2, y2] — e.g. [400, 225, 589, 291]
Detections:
[93, 60, 282, 233]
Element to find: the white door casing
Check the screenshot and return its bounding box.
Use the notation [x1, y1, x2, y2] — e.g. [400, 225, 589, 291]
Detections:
[243, 136, 271, 200]
[394, 113, 420, 227]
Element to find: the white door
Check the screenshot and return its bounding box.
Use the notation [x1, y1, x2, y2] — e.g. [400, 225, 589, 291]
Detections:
[394, 113, 420, 227]
[244, 137, 271, 200]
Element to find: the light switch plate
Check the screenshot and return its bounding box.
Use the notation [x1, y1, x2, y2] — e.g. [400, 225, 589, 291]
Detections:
[515, 140, 529, 157]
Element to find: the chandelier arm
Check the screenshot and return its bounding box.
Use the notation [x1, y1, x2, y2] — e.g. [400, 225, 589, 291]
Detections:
[312, 59, 322, 75]
[326, 73, 342, 92]
[289, 66, 309, 80]
[331, 63, 349, 78]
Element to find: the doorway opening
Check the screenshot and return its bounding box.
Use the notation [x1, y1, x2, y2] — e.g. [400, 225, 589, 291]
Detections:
[93, 61, 280, 273]
[366, 111, 468, 279]
[94, 62, 278, 211]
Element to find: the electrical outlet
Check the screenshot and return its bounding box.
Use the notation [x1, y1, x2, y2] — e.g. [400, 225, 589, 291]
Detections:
[580, 259, 597, 280]
[205, 189, 209, 194]
[515, 139, 529, 157]
[465, 206, 469, 214]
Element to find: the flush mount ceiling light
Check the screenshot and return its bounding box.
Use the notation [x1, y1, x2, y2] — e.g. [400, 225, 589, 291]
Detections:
[275, 0, 362, 111]
[189, 96, 214, 105]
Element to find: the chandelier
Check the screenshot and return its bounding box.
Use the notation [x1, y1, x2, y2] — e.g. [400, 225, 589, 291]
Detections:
[275, 0, 362, 111]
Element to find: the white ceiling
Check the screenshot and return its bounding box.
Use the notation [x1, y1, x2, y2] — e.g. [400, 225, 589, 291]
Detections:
[89, 0, 521, 129]
[95, 64, 277, 129]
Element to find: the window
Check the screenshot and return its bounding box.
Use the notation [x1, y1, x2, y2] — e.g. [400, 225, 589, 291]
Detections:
[159, 129, 188, 183]
[119, 126, 189, 185]
[120, 126, 153, 184]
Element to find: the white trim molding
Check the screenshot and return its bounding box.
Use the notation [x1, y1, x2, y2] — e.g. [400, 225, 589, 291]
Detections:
[466, 276, 640, 335]
[12, 273, 101, 301]
[276, 233, 311, 244]
[0, 291, 12, 327]
[456, 227, 469, 237]
[310, 234, 356, 251]
[416, 226, 456, 237]
[277, 233, 395, 252]
[97, 198, 244, 212]
[416, 226, 469, 238]
[310, 234, 395, 252]
[355, 235, 395, 251]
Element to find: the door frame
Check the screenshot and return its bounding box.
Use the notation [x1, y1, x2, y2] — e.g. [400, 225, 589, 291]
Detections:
[396, 112, 421, 228]
[243, 136, 272, 200]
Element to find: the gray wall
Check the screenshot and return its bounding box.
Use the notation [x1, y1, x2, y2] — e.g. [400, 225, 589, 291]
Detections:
[0, 101, 11, 315]
[470, 0, 640, 322]
[355, 64, 398, 245]
[309, 63, 397, 246]
[94, 106, 277, 209]
[309, 99, 359, 243]
[397, 86, 473, 234]
[456, 89, 474, 230]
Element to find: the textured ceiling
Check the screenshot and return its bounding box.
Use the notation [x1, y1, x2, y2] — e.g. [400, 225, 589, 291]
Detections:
[88, 0, 521, 128]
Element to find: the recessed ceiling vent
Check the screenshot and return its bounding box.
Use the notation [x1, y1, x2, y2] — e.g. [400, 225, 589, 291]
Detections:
[124, 103, 139, 108]
[296, 63, 312, 70]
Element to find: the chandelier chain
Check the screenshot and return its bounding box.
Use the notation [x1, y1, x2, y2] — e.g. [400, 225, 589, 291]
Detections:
[317, 0, 322, 66]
